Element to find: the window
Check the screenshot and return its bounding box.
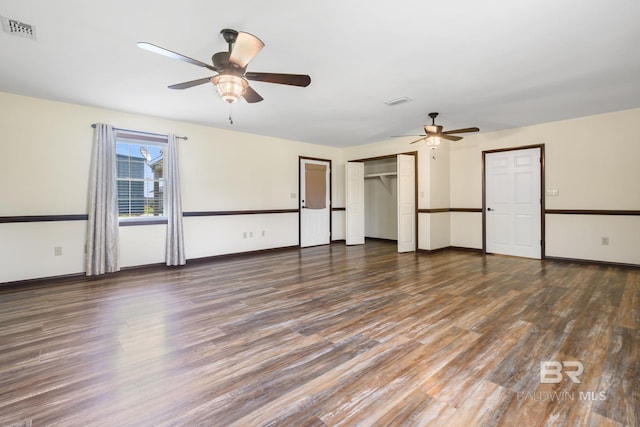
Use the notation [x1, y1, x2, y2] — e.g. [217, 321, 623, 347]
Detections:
[115, 132, 167, 220]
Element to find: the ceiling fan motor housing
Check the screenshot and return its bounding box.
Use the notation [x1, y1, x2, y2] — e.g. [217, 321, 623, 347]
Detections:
[212, 51, 230, 70]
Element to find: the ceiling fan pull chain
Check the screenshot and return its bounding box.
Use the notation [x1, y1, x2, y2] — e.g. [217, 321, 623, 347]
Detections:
[228, 103, 234, 125]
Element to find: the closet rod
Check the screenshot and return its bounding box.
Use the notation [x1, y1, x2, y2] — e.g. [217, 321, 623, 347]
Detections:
[90, 124, 188, 141]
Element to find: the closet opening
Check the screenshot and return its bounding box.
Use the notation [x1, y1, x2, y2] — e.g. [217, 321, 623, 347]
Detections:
[345, 152, 418, 252]
[364, 157, 398, 242]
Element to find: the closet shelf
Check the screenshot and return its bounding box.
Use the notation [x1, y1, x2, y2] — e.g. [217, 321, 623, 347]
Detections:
[364, 172, 397, 179]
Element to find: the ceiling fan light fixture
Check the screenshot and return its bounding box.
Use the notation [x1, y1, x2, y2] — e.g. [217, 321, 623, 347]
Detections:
[426, 136, 441, 149]
[211, 74, 248, 103]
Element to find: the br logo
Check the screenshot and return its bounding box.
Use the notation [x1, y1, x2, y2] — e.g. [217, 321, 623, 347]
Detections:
[540, 361, 584, 384]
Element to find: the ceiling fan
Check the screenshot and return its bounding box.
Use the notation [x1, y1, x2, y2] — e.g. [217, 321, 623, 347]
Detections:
[137, 29, 311, 105]
[405, 112, 479, 146]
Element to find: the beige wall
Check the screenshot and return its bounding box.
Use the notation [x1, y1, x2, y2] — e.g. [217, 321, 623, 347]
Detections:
[1, 91, 637, 283]
[450, 108, 640, 264]
[0, 92, 342, 282]
[427, 141, 451, 250]
[343, 108, 640, 261]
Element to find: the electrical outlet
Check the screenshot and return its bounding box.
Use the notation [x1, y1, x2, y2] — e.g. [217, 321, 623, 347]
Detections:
[242, 232, 247, 239]
[601, 237, 609, 245]
[261, 230, 265, 237]
[54, 246, 62, 256]
[249, 231, 253, 238]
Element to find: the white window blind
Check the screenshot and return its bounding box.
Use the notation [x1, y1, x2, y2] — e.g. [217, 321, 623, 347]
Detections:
[115, 131, 167, 220]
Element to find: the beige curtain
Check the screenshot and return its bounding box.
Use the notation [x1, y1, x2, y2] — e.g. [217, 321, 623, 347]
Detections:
[305, 163, 327, 209]
[166, 134, 186, 266]
[86, 124, 119, 276]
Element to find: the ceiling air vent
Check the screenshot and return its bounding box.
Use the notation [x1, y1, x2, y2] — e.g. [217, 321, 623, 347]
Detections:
[1, 16, 37, 40]
[384, 96, 412, 106]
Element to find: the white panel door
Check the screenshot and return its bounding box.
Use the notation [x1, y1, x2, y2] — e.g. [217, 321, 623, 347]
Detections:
[300, 158, 330, 247]
[345, 161, 365, 245]
[485, 147, 541, 259]
[397, 154, 416, 252]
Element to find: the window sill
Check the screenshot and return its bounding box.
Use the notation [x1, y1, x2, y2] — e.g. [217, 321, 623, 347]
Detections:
[119, 218, 168, 226]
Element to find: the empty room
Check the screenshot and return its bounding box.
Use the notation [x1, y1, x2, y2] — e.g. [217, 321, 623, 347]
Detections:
[1, 1, 639, 426]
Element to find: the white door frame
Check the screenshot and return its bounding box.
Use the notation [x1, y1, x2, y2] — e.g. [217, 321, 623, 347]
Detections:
[299, 156, 332, 247]
[482, 144, 545, 258]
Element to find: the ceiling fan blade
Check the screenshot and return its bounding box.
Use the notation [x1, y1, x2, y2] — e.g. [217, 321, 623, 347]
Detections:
[229, 32, 265, 68]
[243, 85, 264, 103]
[245, 72, 311, 87]
[409, 137, 427, 144]
[439, 134, 463, 141]
[443, 127, 480, 134]
[168, 76, 214, 90]
[391, 134, 426, 137]
[137, 42, 217, 72]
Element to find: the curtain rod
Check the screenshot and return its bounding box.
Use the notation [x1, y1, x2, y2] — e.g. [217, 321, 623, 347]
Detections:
[91, 124, 188, 141]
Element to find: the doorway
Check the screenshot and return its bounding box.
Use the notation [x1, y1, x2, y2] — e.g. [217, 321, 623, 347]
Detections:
[299, 157, 331, 247]
[346, 153, 417, 253]
[483, 145, 545, 259]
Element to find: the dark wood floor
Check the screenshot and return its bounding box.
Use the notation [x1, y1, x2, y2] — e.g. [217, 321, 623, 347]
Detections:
[1, 240, 638, 426]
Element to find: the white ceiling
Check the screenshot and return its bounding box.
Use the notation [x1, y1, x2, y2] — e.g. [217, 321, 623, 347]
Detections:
[0, 0, 638, 147]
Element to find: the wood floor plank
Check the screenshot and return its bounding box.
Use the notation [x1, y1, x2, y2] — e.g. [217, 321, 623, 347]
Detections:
[440, 380, 516, 426]
[618, 271, 640, 329]
[0, 241, 638, 426]
[420, 319, 534, 407]
[592, 325, 640, 425]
